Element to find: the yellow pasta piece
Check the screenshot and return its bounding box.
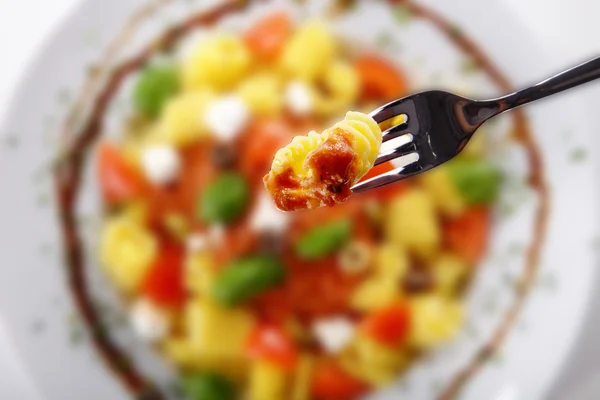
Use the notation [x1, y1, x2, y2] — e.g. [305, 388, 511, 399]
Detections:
[183, 34, 251, 91]
[291, 354, 315, 400]
[239, 72, 283, 116]
[351, 276, 399, 312]
[265, 111, 382, 211]
[248, 361, 289, 400]
[121, 123, 167, 168]
[160, 90, 215, 146]
[420, 168, 466, 217]
[162, 212, 189, 240]
[281, 21, 336, 81]
[185, 251, 218, 295]
[314, 61, 360, 117]
[431, 253, 469, 295]
[341, 334, 410, 386]
[461, 126, 486, 158]
[100, 211, 157, 293]
[385, 188, 441, 261]
[408, 295, 464, 348]
[375, 243, 409, 281]
[185, 299, 255, 377]
[162, 338, 195, 368]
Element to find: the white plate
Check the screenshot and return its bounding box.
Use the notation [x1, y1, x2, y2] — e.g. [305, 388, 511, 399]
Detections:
[0, 0, 597, 399]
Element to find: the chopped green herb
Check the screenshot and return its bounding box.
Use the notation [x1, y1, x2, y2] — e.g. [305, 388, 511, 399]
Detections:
[561, 130, 573, 141]
[181, 372, 237, 400]
[449, 25, 463, 39]
[447, 159, 502, 204]
[4, 135, 19, 148]
[507, 242, 525, 256]
[463, 321, 479, 339]
[133, 64, 180, 119]
[57, 88, 72, 105]
[490, 352, 503, 366]
[198, 173, 250, 224]
[430, 71, 442, 84]
[295, 219, 353, 260]
[590, 236, 600, 251]
[537, 273, 558, 292]
[430, 379, 443, 393]
[212, 255, 286, 306]
[36, 192, 50, 207]
[460, 58, 479, 74]
[400, 379, 411, 392]
[42, 115, 55, 131]
[375, 31, 393, 49]
[38, 243, 53, 255]
[393, 5, 413, 25]
[501, 272, 516, 290]
[31, 319, 45, 335]
[482, 294, 498, 314]
[570, 148, 587, 162]
[69, 328, 86, 346]
[83, 29, 100, 46]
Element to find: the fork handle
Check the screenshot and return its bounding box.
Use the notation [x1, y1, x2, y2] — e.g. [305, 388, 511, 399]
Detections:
[502, 55, 600, 108]
[465, 56, 600, 126]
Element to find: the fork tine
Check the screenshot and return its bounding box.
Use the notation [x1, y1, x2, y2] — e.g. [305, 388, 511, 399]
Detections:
[374, 134, 415, 166]
[352, 154, 421, 193]
[369, 97, 410, 123]
[382, 121, 410, 143]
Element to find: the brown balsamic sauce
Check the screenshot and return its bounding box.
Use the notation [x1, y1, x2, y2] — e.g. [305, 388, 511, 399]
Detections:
[54, 1, 548, 399]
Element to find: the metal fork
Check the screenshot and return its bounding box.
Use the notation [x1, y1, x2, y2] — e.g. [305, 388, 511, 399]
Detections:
[351, 56, 600, 193]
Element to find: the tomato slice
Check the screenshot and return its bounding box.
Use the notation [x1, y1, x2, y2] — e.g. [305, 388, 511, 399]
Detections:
[244, 12, 294, 60]
[245, 324, 298, 369]
[141, 244, 186, 309]
[97, 141, 146, 204]
[355, 55, 409, 101]
[361, 303, 411, 346]
[240, 118, 295, 178]
[311, 360, 369, 400]
[357, 161, 409, 201]
[444, 207, 491, 265]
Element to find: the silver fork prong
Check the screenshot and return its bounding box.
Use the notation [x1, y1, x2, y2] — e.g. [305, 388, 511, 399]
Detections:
[374, 134, 415, 166]
[352, 153, 421, 193]
[382, 121, 410, 143]
[369, 97, 410, 123]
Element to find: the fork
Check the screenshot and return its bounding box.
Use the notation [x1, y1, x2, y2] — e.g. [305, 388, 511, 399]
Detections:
[351, 56, 600, 193]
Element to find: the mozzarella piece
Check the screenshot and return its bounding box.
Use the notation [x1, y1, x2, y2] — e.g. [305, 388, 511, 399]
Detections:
[312, 317, 356, 353]
[285, 81, 313, 116]
[186, 233, 210, 253]
[141, 145, 181, 185]
[130, 299, 170, 342]
[204, 95, 250, 141]
[208, 224, 225, 246]
[250, 194, 291, 232]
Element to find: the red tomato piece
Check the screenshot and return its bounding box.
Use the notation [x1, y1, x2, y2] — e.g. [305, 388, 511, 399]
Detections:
[361, 303, 411, 346]
[241, 118, 295, 177]
[444, 207, 491, 265]
[244, 12, 294, 60]
[311, 360, 369, 400]
[141, 245, 186, 309]
[245, 324, 298, 369]
[357, 161, 409, 201]
[97, 141, 146, 204]
[355, 55, 409, 101]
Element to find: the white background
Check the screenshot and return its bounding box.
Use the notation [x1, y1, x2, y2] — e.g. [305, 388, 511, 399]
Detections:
[0, 0, 599, 399]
